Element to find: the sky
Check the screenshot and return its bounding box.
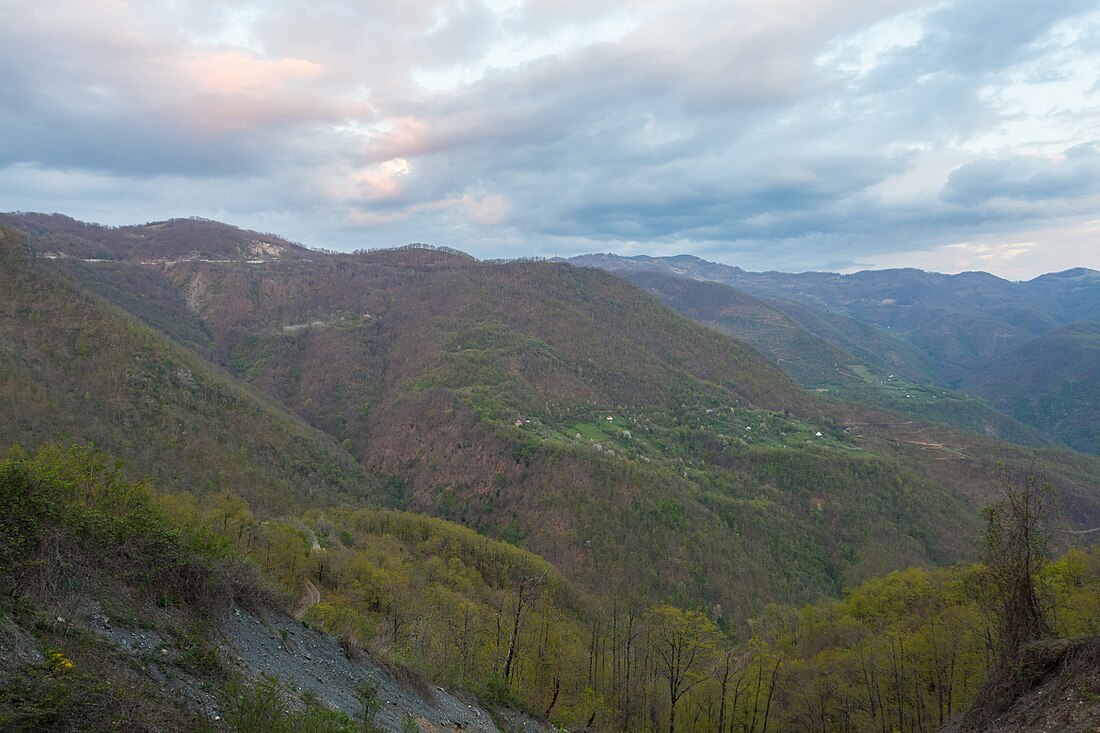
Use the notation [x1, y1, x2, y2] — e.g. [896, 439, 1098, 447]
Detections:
[2, 0, 1099, 279]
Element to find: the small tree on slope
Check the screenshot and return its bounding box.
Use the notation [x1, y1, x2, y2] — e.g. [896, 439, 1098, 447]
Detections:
[982, 466, 1052, 660]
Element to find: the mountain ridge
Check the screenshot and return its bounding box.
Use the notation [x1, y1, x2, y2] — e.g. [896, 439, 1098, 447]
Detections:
[569, 250, 1100, 452]
[5, 213, 1100, 620]
[0, 224, 382, 513]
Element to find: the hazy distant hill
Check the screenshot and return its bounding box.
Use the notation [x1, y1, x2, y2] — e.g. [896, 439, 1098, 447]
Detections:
[589, 267, 1052, 448]
[569, 252, 1100, 452]
[567, 253, 1100, 376]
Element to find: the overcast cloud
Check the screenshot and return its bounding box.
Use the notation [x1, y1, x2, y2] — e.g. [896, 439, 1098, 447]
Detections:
[2, 0, 1099, 278]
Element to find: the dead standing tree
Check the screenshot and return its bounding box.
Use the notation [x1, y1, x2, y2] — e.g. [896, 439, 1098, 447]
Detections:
[956, 466, 1056, 730]
[982, 466, 1052, 660]
[502, 570, 547, 682]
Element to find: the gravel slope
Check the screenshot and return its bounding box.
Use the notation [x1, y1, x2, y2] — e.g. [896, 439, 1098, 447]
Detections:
[223, 605, 548, 733]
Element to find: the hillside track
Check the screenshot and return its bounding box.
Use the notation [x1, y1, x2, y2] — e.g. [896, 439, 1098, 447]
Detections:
[294, 578, 320, 619]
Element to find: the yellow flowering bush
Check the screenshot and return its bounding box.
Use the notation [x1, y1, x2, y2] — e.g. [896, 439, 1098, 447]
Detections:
[45, 648, 74, 673]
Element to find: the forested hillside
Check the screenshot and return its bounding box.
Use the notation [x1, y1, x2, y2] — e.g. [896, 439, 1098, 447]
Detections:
[6, 444, 1100, 732]
[4, 215, 1100, 731]
[7, 217, 1100, 620]
[0, 226, 381, 513]
[963, 322, 1100, 455]
[617, 269, 1051, 447]
[569, 252, 1100, 455]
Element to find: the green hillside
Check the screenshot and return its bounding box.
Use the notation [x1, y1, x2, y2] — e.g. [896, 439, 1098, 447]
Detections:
[620, 270, 1050, 448]
[620, 270, 875, 387]
[0, 226, 380, 514]
[764, 297, 939, 384]
[167, 251, 910, 615]
[570, 253, 1100, 454]
[963, 321, 1100, 454]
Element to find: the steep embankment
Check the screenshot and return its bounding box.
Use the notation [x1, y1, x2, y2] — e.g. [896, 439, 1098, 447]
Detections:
[947, 638, 1100, 733]
[0, 444, 543, 733]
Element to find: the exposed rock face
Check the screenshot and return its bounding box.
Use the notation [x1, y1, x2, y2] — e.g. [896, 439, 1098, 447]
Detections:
[222, 605, 530, 733]
[3, 596, 549, 732]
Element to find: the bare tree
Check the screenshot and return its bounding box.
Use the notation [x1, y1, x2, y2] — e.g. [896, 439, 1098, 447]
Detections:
[982, 466, 1051, 660]
[502, 570, 546, 681]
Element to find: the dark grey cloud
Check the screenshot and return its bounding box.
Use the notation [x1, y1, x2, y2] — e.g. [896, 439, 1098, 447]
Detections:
[942, 145, 1100, 205]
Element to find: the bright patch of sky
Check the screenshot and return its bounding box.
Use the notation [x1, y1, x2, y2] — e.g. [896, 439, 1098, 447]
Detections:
[200, 6, 265, 53]
[815, 5, 933, 79]
[969, 30, 1100, 154]
[413, 7, 645, 91]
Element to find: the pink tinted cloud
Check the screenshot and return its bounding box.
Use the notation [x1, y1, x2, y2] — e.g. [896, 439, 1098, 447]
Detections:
[365, 116, 433, 160]
[163, 51, 354, 133]
[177, 51, 326, 96]
[7, 0, 364, 139]
[355, 158, 412, 201]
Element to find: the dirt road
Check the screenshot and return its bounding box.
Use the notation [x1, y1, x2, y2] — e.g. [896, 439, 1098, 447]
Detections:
[294, 578, 320, 620]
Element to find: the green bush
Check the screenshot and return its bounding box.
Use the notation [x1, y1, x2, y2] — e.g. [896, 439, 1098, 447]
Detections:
[222, 674, 358, 733]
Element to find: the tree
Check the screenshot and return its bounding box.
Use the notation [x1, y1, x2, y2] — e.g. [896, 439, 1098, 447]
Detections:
[209, 490, 254, 547]
[981, 466, 1051, 659]
[647, 605, 718, 733]
[502, 570, 546, 681]
[954, 469, 1057, 733]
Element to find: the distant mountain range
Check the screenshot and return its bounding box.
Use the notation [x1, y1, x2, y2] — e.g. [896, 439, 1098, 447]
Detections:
[567, 252, 1100, 454]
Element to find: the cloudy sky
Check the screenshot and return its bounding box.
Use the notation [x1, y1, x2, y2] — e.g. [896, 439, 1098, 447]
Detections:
[2, 0, 1099, 278]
